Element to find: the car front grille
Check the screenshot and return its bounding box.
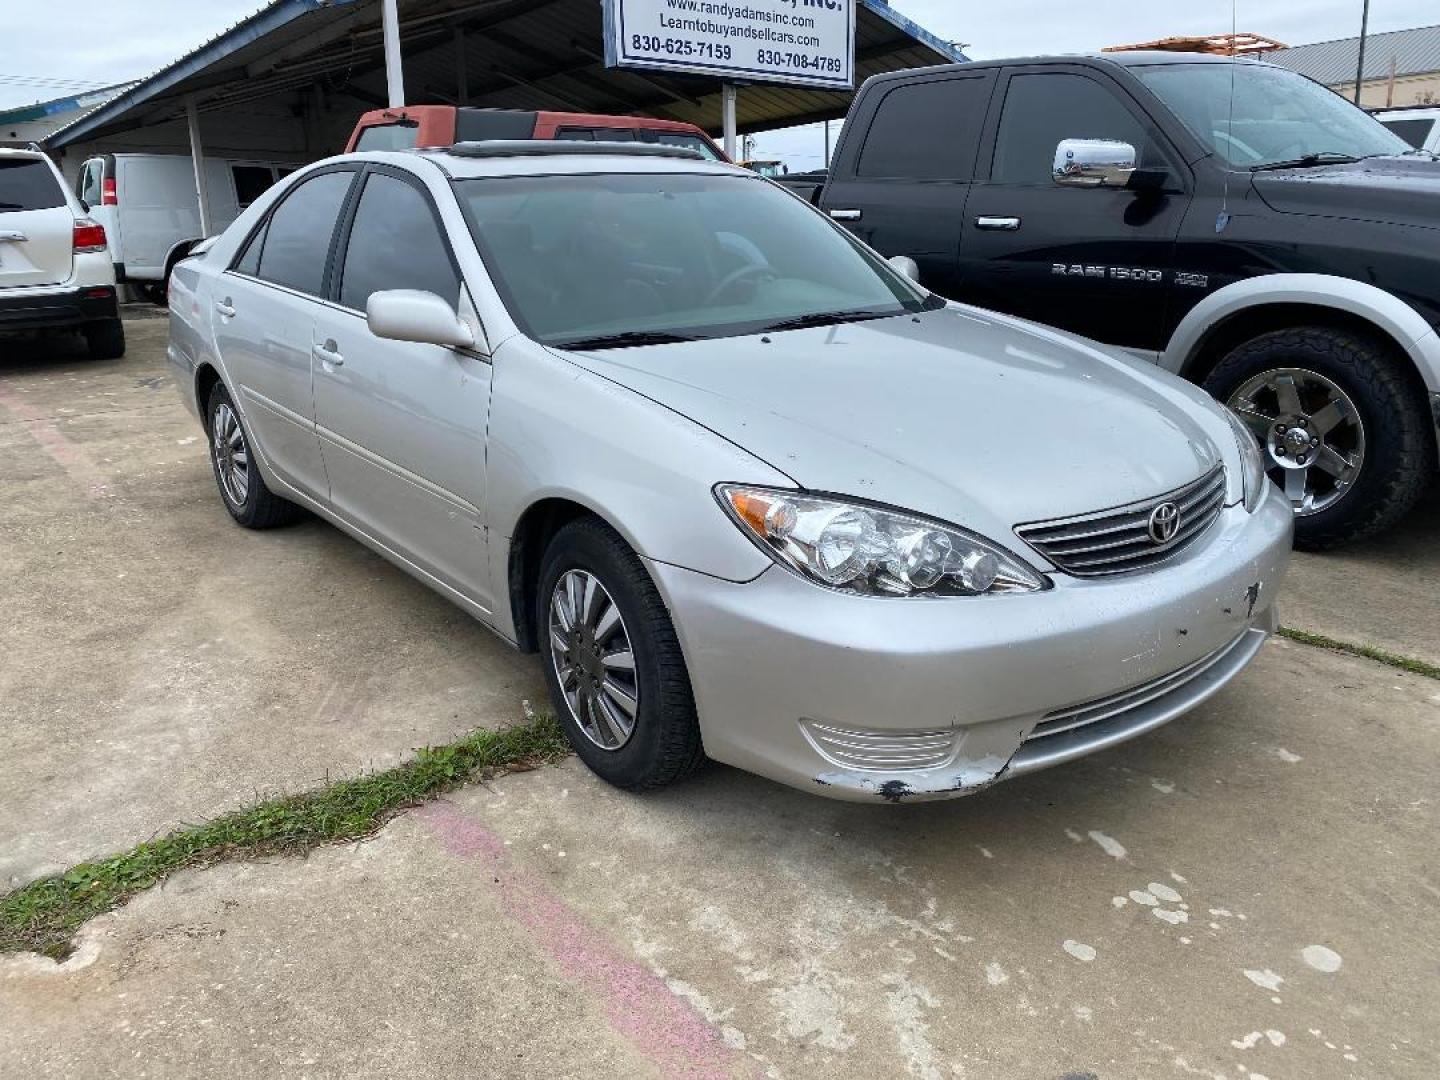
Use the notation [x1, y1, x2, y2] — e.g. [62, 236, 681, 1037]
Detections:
[1025, 629, 1251, 744]
[1015, 465, 1227, 576]
[800, 720, 958, 772]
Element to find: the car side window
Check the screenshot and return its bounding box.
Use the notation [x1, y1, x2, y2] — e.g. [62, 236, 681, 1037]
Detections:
[253, 170, 353, 297]
[338, 172, 460, 312]
[857, 77, 992, 180]
[990, 72, 1154, 184]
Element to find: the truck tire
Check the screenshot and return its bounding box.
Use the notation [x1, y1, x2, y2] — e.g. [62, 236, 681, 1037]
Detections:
[84, 318, 126, 360]
[1204, 326, 1431, 549]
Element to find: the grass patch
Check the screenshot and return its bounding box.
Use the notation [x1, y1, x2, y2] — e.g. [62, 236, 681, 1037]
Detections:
[1, 715, 570, 961]
[1279, 626, 1440, 681]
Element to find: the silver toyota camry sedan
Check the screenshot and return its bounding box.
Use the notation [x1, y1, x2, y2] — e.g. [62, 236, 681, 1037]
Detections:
[167, 142, 1291, 802]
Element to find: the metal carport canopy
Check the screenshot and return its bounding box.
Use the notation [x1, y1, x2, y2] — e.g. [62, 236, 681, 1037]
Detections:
[46, 0, 965, 151]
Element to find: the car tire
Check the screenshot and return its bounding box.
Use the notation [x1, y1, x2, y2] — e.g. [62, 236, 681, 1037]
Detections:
[84, 318, 126, 360]
[536, 518, 705, 791]
[139, 283, 167, 307]
[206, 383, 304, 529]
[1204, 326, 1432, 549]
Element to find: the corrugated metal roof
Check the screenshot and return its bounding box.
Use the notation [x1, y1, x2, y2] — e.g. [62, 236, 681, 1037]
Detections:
[1262, 23, 1440, 85]
[48, 0, 965, 149]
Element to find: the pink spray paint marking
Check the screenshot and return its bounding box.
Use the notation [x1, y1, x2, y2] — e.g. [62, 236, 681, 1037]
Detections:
[418, 800, 738, 1079]
[0, 383, 111, 498]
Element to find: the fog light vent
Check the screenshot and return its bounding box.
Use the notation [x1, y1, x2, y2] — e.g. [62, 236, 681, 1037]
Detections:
[800, 720, 958, 773]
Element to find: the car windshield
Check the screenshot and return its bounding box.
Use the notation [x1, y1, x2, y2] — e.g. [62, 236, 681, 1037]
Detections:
[1133, 62, 1412, 168]
[453, 171, 932, 348]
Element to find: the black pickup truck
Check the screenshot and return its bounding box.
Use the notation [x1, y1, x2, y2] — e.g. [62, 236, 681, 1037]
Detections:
[792, 52, 1440, 548]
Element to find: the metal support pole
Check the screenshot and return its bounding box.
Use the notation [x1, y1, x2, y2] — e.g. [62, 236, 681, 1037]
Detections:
[823, 120, 831, 167]
[722, 83, 738, 161]
[454, 27, 468, 105]
[184, 95, 213, 238]
[1352, 0, 1370, 104]
[382, 0, 405, 107]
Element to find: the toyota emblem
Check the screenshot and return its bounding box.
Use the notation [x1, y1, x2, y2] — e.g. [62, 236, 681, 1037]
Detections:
[1147, 501, 1181, 545]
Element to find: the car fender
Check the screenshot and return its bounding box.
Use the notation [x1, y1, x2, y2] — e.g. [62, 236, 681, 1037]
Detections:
[483, 336, 795, 641]
[1163, 272, 1440, 395]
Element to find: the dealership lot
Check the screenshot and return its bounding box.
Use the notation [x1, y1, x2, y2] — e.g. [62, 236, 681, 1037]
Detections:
[1, 312, 1438, 1077]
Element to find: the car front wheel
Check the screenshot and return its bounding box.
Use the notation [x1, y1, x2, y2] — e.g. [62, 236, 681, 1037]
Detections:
[537, 519, 705, 791]
[1205, 326, 1432, 549]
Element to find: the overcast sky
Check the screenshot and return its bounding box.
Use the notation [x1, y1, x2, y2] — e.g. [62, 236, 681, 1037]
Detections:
[3, 0, 1435, 163]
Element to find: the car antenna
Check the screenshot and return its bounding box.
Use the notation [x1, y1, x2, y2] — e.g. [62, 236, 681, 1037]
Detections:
[1217, 0, 1238, 233]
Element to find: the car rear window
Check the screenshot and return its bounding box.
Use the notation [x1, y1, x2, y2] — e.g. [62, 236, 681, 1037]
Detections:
[0, 158, 65, 212]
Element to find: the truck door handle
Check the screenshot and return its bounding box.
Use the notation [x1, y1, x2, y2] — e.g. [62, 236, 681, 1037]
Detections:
[215, 298, 236, 318]
[828, 208, 862, 221]
[975, 216, 1021, 231]
[313, 340, 344, 368]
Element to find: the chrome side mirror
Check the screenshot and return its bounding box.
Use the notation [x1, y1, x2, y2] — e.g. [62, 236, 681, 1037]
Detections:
[1052, 139, 1137, 189]
[887, 255, 921, 283]
[366, 289, 474, 349]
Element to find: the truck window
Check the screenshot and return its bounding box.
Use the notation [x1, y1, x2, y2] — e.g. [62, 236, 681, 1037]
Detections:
[857, 78, 991, 180]
[231, 165, 276, 210]
[991, 72, 1150, 184]
[78, 160, 103, 206]
[1376, 117, 1434, 150]
[354, 122, 419, 151]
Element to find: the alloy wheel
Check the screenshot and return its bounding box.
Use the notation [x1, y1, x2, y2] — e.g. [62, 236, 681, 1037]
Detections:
[547, 569, 640, 750]
[1227, 367, 1366, 516]
[211, 402, 251, 508]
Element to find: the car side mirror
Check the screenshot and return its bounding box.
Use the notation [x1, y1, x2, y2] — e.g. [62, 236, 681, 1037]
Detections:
[366, 289, 474, 349]
[1052, 139, 1137, 189]
[887, 255, 921, 283]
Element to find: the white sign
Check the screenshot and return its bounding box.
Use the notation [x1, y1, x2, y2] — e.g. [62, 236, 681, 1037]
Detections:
[604, 0, 856, 90]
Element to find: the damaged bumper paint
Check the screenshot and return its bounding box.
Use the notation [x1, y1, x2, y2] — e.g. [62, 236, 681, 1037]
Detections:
[648, 485, 1292, 803]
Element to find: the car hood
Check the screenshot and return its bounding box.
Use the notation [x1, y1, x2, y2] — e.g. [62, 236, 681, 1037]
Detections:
[556, 306, 1231, 547]
[1250, 155, 1440, 230]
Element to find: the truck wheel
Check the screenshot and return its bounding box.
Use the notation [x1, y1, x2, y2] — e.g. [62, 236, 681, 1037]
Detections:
[537, 518, 705, 791]
[84, 319, 126, 361]
[1204, 327, 1431, 549]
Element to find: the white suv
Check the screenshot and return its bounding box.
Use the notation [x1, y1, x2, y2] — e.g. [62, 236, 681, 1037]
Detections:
[0, 147, 124, 359]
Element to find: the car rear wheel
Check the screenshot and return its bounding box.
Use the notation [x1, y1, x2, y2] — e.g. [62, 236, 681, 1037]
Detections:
[206, 383, 304, 529]
[84, 318, 126, 360]
[1205, 326, 1431, 549]
[537, 518, 705, 790]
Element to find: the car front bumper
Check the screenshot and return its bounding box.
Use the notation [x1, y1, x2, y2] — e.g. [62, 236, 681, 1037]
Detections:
[0, 285, 118, 332]
[650, 484, 1293, 802]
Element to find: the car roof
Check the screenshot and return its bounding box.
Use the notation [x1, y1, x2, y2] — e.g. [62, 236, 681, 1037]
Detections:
[343, 145, 752, 181]
[0, 146, 47, 159]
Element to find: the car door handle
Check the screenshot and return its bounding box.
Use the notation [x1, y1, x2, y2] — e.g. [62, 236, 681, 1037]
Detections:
[0, 230, 27, 242]
[828, 208, 862, 221]
[313, 340, 344, 368]
[215, 298, 236, 318]
[975, 216, 1021, 231]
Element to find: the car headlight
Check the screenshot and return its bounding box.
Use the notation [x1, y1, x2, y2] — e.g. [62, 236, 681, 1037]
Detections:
[716, 485, 1046, 597]
[1224, 408, 1268, 512]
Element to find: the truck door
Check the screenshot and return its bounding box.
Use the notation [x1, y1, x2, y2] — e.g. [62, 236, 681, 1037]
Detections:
[820, 71, 994, 299]
[959, 65, 1192, 350]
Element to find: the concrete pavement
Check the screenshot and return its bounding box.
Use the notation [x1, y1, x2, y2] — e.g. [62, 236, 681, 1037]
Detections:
[0, 317, 545, 887]
[2, 313, 1438, 1078]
